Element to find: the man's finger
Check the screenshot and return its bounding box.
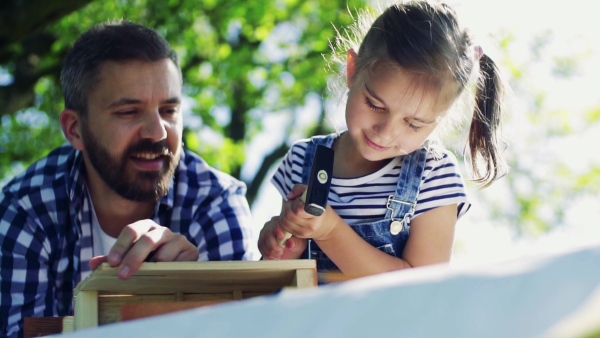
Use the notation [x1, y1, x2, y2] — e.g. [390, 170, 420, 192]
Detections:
[89, 255, 108, 270]
[150, 234, 191, 262]
[108, 220, 156, 266]
[117, 227, 170, 279]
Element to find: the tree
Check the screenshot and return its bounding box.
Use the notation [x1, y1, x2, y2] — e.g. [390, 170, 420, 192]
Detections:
[0, 0, 363, 206]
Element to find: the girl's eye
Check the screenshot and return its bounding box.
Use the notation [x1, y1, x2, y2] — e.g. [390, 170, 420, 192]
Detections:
[408, 123, 422, 131]
[364, 98, 385, 112]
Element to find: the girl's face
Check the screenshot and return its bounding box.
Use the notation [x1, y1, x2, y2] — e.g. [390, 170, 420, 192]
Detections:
[345, 54, 450, 163]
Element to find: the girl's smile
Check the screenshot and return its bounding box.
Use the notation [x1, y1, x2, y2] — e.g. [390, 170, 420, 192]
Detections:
[363, 132, 391, 151]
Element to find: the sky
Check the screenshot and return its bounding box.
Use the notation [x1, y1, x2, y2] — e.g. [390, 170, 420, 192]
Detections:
[249, 0, 600, 267]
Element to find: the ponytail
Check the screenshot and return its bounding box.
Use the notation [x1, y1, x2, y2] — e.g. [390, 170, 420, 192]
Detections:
[467, 53, 508, 187]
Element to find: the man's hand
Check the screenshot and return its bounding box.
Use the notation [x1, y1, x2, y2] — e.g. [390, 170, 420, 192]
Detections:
[89, 219, 199, 279]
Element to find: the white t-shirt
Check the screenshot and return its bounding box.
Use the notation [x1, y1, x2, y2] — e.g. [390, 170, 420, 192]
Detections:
[88, 190, 117, 256]
[271, 136, 470, 225]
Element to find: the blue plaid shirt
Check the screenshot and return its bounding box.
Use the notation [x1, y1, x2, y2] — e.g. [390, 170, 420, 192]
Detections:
[0, 144, 259, 338]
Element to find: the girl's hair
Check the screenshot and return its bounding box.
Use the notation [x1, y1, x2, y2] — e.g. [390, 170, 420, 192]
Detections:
[328, 0, 508, 187]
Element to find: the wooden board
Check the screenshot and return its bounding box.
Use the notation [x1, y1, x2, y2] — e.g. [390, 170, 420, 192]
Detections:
[75, 260, 317, 296]
[24, 317, 73, 337]
[120, 300, 229, 322]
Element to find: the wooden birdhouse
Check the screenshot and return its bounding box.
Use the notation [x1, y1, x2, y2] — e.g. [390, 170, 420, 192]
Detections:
[24, 260, 317, 336]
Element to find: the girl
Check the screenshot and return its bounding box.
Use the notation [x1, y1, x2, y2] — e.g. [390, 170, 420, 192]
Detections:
[259, 0, 508, 277]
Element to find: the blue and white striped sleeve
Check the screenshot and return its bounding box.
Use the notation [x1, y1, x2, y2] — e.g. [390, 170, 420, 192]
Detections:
[271, 142, 306, 201]
[414, 151, 471, 219]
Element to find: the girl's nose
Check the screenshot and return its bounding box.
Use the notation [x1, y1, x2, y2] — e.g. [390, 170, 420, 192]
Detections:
[374, 118, 399, 144]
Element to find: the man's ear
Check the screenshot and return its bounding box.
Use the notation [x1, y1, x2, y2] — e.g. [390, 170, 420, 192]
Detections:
[60, 109, 84, 150]
[346, 49, 358, 87]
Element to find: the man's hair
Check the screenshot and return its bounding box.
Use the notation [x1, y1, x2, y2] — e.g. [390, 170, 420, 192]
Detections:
[60, 20, 179, 117]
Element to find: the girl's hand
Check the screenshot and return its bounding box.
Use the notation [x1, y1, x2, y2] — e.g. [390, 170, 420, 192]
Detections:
[280, 184, 338, 241]
[258, 216, 307, 260]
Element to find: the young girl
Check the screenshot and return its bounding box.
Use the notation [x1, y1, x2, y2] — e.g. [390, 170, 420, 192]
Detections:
[258, 0, 508, 277]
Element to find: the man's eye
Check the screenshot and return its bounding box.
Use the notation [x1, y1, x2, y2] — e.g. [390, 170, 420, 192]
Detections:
[160, 106, 179, 115]
[117, 110, 136, 115]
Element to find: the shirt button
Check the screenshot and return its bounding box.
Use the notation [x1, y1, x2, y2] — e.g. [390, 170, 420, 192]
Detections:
[390, 221, 403, 235]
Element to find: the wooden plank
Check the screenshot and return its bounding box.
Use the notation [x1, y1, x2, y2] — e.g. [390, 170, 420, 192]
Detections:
[120, 300, 230, 322]
[292, 268, 318, 288]
[241, 292, 273, 299]
[23, 316, 74, 337]
[183, 293, 234, 301]
[74, 290, 98, 330]
[175, 291, 184, 301]
[95, 292, 265, 325]
[24, 317, 63, 338]
[74, 260, 317, 295]
[62, 316, 74, 332]
[98, 294, 175, 325]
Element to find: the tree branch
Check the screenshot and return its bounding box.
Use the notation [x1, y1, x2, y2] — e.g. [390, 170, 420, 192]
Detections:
[247, 141, 290, 206]
[0, 0, 93, 51]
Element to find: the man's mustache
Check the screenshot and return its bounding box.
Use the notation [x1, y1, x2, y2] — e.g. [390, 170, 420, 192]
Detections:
[125, 140, 174, 158]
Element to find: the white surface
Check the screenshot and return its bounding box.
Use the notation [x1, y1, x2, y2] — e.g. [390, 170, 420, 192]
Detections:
[59, 244, 600, 338]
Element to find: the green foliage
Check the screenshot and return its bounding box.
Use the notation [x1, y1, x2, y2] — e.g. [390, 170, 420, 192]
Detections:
[0, 0, 365, 203]
[582, 328, 600, 338]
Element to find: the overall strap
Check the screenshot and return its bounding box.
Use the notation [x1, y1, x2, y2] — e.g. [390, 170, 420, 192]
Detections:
[301, 133, 336, 184]
[385, 147, 428, 231]
[301, 133, 336, 259]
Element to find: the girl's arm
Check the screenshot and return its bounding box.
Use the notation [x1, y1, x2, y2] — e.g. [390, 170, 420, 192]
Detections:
[280, 189, 457, 277]
[401, 204, 457, 267]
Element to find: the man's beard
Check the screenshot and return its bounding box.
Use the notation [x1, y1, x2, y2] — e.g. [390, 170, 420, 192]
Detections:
[81, 123, 180, 202]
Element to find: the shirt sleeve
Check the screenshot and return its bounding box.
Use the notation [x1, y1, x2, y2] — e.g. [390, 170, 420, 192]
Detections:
[0, 191, 53, 338]
[193, 179, 260, 262]
[270, 142, 304, 201]
[414, 150, 471, 219]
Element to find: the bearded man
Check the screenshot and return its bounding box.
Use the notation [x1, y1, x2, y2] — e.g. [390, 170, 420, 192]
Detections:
[0, 21, 259, 338]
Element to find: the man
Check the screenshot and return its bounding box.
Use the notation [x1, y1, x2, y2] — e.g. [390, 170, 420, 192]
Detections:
[0, 21, 259, 337]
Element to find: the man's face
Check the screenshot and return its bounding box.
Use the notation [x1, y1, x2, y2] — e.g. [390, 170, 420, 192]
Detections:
[81, 59, 183, 202]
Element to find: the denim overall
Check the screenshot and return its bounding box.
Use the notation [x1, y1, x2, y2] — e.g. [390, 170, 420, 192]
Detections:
[301, 133, 428, 272]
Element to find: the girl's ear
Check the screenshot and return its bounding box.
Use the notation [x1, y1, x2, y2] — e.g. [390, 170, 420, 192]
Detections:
[346, 49, 358, 87]
[60, 109, 85, 151]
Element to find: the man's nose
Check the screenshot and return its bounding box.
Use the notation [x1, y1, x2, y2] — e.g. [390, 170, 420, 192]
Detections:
[139, 110, 167, 142]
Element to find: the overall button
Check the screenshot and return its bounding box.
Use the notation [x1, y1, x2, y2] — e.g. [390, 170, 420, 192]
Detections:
[390, 221, 403, 235]
[317, 170, 328, 184]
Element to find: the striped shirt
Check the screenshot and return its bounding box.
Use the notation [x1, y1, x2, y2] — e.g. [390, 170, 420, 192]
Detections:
[0, 144, 259, 338]
[271, 136, 470, 226]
